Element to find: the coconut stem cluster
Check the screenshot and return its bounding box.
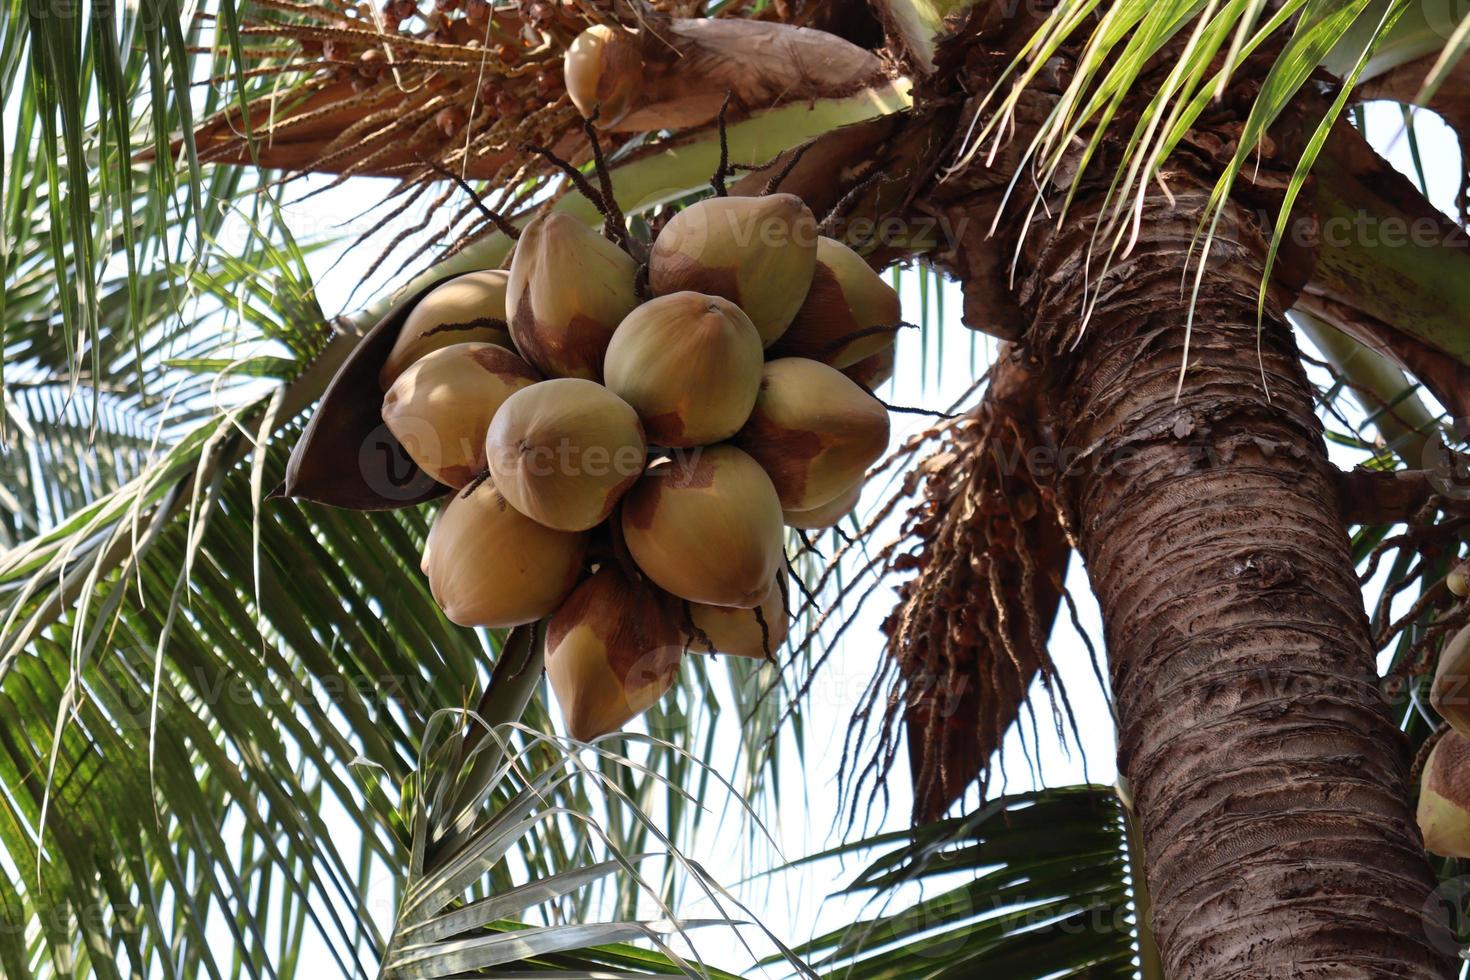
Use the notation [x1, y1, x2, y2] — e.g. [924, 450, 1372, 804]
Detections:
[378, 191, 900, 740]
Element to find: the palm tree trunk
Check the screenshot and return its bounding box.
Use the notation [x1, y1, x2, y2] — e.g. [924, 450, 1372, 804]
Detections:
[1017, 169, 1454, 974]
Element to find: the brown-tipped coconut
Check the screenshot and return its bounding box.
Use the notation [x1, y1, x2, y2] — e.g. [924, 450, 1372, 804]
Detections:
[783, 480, 861, 530]
[1450, 558, 1469, 598]
[421, 477, 587, 628]
[621, 444, 784, 607]
[842, 344, 895, 391]
[1418, 730, 1470, 857]
[563, 24, 644, 127]
[1431, 622, 1470, 738]
[648, 194, 817, 345]
[380, 271, 514, 389]
[382, 343, 541, 488]
[507, 212, 639, 380]
[736, 357, 890, 512]
[688, 578, 789, 659]
[766, 237, 902, 368]
[485, 378, 647, 531]
[603, 292, 763, 447]
[545, 565, 684, 740]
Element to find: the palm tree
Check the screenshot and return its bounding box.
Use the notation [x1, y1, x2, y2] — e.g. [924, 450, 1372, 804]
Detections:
[2, 0, 1469, 975]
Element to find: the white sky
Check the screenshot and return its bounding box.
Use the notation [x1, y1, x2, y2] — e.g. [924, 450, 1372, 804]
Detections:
[258, 100, 1462, 976]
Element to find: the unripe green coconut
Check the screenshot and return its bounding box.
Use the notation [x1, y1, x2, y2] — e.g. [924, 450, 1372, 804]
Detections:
[382, 342, 540, 488]
[766, 237, 901, 368]
[507, 213, 638, 380]
[621, 445, 784, 608]
[1419, 730, 1470, 857]
[485, 378, 647, 531]
[546, 564, 683, 740]
[648, 194, 817, 345]
[563, 24, 643, 127]
[783, 480, 861, 530]
[736, 357, 890, 511]
[603, 292, 763, 447]
[421, 477, 586, 628]
[1432, 622, 1470, 738]
[379, 271, 514, 388]
[688, 578, 789, 659]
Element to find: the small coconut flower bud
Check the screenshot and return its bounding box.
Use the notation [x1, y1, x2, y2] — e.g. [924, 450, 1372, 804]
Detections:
[564, 24, 643, 127]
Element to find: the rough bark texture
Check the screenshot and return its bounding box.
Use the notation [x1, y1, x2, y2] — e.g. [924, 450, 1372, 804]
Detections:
[1020, 164, 1453, 976]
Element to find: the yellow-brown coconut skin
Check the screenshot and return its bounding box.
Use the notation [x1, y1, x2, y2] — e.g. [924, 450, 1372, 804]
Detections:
[842, 344, 895, 391]
[379, 271, 513, 389]
[783, 480, 861, 531]
[1418, 730, 1470, 857]
[620, 444, 784, 608]
[485, 378, 647, 532]
[545, 565, 683, 740]
[736, 357, 890, 512]
[381, 343, 540, 488]
[1431, 622, 1470, 738]
[507, 213, 639, 380]
[1449, 559, 1469, 598]
[689, 578, 789, 659]
[766, 237, 901, 368]
[603, 292, 763, 448]
[647, 194, 817, 346]
[421, 477, 587, 628]
[563, 24, 644, 127]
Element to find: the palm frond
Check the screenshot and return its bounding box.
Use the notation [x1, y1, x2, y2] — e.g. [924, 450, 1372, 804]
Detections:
[781, 785, 1139, 979]
[376, 667, 808, 978]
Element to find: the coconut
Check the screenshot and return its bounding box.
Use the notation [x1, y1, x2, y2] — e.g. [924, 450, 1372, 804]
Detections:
[563, 24, 644, 127]
[736, 357, 890, 512]
[1431, 622, 1470, 738]
[421, 476, 587, 627]
[507, 212, 639, 380]
[381, 343, 540, 488]
[485, 378, 647, 531]
[648, 194, 817, 345]
[783, 480, 861, 530]
[766, 237, 902, 368]
[379, 271, 514, 389]
[1419, 730, 1470, 857]
[603, 292, 763, 447]
[688, 578, 789, 659]
[842, 344, 895, 391]
[545, 564, 684, 740]
[1450, 559, 1469, 598]
[621, 444, 784, 607]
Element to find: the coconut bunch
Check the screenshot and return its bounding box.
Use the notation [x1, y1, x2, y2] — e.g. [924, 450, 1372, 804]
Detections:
[377, 193, 899, 739]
